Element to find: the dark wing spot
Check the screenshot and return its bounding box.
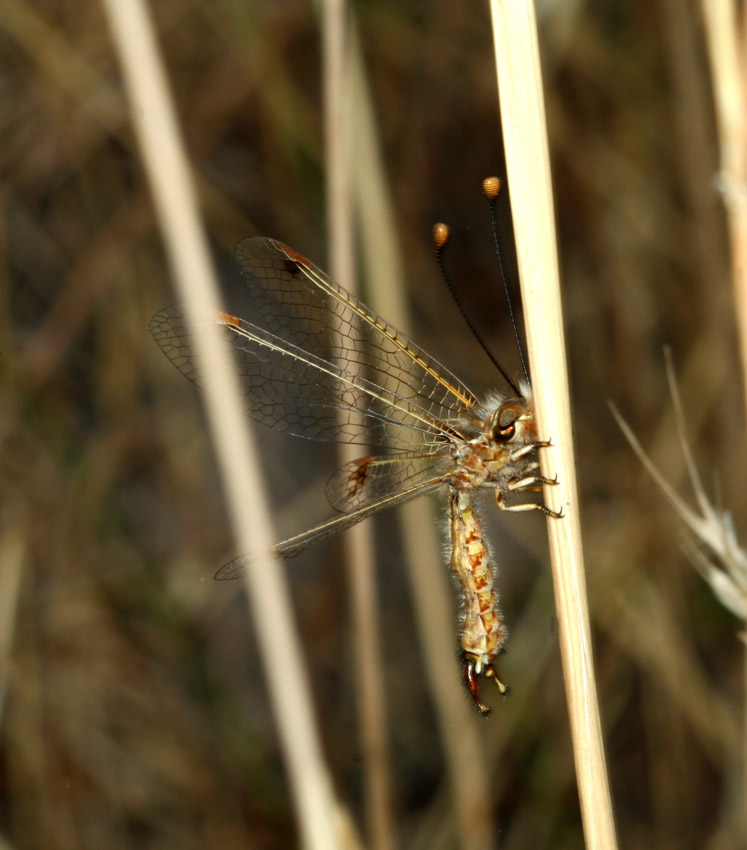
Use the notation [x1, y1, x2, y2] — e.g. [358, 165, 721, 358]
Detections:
[346, 457, 374, 497]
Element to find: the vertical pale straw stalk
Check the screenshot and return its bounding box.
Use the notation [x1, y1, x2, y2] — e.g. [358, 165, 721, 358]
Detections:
[321, 2, 395, 849]
[101, 2, 349, 849]
[489, 3, 618, 848]
[349, 33, 496, 850]
[700, 0, 747, 836]
[0, 517, 25, 723]
[701, 0, 747, 417]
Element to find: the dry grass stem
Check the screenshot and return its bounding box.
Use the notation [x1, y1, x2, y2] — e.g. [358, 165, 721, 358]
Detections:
[321, 2, 394, 849]
[700, 0, 747, 415]
[700, 3, 747, 839]
[349, 39, 496, 850]
[490, 2, 618, 847]
[101, 2, 347, 848]
[0, 521, 25, 723]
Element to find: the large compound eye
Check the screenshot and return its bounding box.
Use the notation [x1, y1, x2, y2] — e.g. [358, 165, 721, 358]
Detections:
[492, 403, 518, 442]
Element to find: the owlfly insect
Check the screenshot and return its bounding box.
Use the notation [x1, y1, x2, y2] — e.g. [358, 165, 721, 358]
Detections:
[150, 220, 560, 713]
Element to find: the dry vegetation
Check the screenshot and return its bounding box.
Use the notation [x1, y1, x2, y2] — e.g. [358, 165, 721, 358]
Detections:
[1, 1, 745, 848]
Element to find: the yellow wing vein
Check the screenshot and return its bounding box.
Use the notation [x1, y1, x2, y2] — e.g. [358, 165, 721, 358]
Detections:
[217, 314, 465, 441]
[283, 244, 476, 409]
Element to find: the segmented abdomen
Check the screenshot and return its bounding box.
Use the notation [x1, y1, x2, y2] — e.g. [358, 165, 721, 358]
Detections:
[449, 489, 506, 671]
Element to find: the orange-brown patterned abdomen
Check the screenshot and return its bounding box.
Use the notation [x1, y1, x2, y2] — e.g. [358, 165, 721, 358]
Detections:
[449, 490, 506, 688]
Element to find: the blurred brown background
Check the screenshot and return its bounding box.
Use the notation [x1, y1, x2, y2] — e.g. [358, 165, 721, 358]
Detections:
[1, 1, 744, 848]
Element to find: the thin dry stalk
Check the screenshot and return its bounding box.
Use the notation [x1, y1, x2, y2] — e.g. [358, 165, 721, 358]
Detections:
[700, 0, 747, 417]
[349, 36, 496, 850]
[101, 2, 349, 849]
[321, 2, 395, 849]
[700, 1, 747, 838]
[489, 2, 618, 848]
[0, 518, 25, 724]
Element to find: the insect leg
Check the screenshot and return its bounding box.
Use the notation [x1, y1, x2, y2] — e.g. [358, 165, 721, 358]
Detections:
[507, 473, 559, 491]
[495, 489, 563, 518]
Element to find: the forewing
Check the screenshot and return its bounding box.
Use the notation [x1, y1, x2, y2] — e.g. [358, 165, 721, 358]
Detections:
[325, 451, 454, 512]
[149, 306, 456, 447]
[235, 237, 478, 425]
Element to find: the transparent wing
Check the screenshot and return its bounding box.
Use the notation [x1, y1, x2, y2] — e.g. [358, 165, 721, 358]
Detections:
[235, 237, 478, 424]
[149, 307, 462, 448]
[215, 473, 448, 579]
[325, 451, 454, 512]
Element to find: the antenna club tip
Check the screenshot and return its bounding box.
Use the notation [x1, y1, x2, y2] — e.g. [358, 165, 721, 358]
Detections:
[482, 176, 501, 200]
[433, 222, 450, 250]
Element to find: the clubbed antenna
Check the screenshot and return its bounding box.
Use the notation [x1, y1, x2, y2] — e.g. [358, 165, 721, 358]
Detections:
[482, 176, 530, 388]
[432, 221, 522, 397]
